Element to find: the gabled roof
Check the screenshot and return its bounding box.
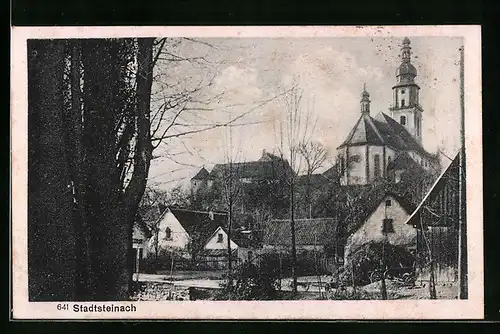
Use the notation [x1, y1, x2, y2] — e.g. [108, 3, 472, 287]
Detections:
[207, 226, 255, 248]
[133, 218, 152, 240]
[209, 159, 292, 181]
[338, 113, 384, 148]
[344, 190, 417, 236]
[156, 207, 228, 243]
[338, 112, 436, 160]
[387, 151, 425, 173]
[263, 218, 338, 247]
[191, 167, 210, 180]
[404, 152, 460, 228]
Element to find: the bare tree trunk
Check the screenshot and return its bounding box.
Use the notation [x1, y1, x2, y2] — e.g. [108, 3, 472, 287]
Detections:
[123, 37, 155, 295]
[64, 40, 96, 301]
[80, 39, 130, 300]
[380, 242, 388, 300]
[290, 176, 298, 293]
[227, 201, 233, 287]
[28, 39, 77, 301]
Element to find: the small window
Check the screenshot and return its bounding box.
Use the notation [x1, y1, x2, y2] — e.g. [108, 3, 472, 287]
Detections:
[400, 115, 406, 125]
[401, 99, 405, 107]
[382, 218, 394, 234]
[401, 90, 406, 94]
[217, 233, 223, 243]
[164, 227, 172, 240]
[388, 156, 392, 165]
[385, 200, 392, 207]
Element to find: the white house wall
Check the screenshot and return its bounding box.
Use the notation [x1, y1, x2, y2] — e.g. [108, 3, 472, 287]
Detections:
[155, 211, 190, 251]
[344, 195, 417, 261]
[204, 227, 238, 250]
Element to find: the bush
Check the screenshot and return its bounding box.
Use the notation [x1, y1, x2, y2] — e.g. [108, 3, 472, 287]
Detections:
[215, 256, 280, 300]
[342, 242, 415, 286]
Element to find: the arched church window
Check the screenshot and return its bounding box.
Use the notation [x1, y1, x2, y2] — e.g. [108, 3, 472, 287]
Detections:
[400, 115, 406, 125]
[374, 154, 381, 179]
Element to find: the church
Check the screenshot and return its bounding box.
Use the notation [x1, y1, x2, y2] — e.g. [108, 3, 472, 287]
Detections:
[336, 37, 440, 186]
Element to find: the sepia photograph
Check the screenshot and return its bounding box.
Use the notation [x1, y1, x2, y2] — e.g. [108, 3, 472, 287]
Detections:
[11, 26, 483, 319]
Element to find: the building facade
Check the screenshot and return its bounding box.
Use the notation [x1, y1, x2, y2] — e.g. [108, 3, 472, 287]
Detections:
[337, 38, 440, 186]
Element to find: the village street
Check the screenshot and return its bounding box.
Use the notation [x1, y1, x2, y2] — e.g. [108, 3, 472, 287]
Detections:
[135, 271, 333, 292]
[132, 270, 458, 300]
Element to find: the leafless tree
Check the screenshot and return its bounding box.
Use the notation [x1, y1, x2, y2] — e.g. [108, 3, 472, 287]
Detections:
[297, 141, 328, 176]
[275, 85, 318, 293]
[297, 140, 328, 218]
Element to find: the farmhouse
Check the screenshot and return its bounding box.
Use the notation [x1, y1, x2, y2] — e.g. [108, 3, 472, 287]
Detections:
[198, 226, 256, 269]
[263, 218, 339, 251]
[343, 191, 417, 264]
[146, 207, 228, 258]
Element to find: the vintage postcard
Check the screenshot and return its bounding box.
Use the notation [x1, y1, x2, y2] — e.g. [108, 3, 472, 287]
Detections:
[11, 25, 483, 320]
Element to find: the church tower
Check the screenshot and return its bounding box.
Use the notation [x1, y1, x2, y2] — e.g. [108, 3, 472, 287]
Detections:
[390, 37, 423, 144]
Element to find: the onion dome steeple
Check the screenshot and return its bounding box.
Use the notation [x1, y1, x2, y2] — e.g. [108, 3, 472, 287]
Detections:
[396, 37, 417, 83]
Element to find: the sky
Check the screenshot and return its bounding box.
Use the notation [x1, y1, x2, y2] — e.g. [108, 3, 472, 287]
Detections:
[147, 36, 463, 191]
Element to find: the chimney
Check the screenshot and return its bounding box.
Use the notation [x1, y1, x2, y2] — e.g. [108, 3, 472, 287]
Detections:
[262, 149, 266, 156]
[208, 210, 214, 221]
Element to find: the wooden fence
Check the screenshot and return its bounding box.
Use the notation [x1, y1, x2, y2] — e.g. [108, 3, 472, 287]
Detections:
[416, 226, 459, 283]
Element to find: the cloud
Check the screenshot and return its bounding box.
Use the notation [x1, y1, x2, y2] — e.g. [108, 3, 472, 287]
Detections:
[213, 65, 263, 102]
[280, 48, 387, 153]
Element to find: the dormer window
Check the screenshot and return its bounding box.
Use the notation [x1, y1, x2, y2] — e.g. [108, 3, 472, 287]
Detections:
[217, 233, 223, 243]
[400, 115, 406, 125]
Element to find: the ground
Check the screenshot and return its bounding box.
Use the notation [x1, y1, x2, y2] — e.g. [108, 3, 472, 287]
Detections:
[131, 270, 459, 300]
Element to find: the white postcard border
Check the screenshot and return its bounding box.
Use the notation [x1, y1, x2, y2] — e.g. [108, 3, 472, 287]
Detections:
[11, 25, 483, 320]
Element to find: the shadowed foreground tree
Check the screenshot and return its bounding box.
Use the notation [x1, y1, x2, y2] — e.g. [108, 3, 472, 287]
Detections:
[28, 38, 155, 301]
[28, 40, 77, 301]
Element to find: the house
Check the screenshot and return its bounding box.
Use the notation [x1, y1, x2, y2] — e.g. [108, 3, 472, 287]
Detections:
[262, 218, 340, 272]
[336, 38, 440, 186]
[132, 219, 152, 272]
[146, 206, 257, 268]
[404, 153, 461, 283]
[197, 226, 256, 269]
[146, 207, 228, 259]
[190, 149, 293, 192]
[343, 191, 417, 264]
[263, 218, 339, 252]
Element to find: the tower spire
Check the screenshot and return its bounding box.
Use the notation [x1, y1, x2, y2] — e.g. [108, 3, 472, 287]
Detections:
[360, 84, 370, 114]
[401, 37, 411, 63]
